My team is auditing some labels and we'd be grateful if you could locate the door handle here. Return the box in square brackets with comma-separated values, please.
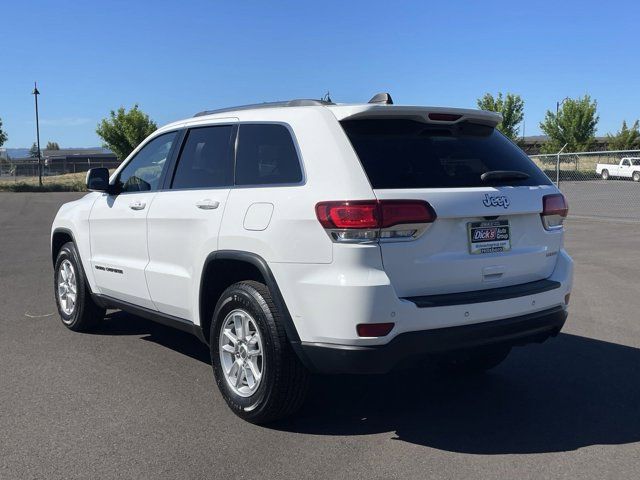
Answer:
[129, 200, 146, 210]
[196, 199, 220, 210]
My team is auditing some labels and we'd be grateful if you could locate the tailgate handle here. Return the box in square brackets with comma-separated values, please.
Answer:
[482, 265, 505, 282]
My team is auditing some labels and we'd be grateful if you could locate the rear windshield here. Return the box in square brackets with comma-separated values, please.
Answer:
[341, 119, 551, 189]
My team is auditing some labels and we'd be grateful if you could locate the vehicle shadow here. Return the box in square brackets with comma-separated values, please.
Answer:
[94, 312, 640, 454]
[96, 310, 211, 364]
[275, 333, 640, 454]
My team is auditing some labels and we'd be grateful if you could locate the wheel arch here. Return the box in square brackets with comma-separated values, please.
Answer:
[198, 251, 302, 349]
[51, 227, 76, 265]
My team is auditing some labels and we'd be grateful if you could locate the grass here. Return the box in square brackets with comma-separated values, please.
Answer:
[0, 172, 87, 192]
[0, 171, 114, 192]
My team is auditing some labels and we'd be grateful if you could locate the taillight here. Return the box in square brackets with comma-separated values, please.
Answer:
[315, 200, 436, 243]
[541, 194, 568, 230]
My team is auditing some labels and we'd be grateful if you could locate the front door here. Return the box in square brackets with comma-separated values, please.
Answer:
[89, 131, 179, 309]
[146, 123, 236, 320]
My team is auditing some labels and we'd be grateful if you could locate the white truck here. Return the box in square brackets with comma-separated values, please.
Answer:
[596, 157, 640, 181]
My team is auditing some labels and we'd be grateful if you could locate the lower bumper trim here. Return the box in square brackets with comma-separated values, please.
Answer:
[299, 306, 567, 374]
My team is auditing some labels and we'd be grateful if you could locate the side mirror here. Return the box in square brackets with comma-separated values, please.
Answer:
[86, 167, 111, 192]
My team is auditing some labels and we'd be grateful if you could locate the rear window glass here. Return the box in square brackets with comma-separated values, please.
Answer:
[235, 124, 302, 186]
[341, 119, 551, 189]
[171, 125, 234, 189]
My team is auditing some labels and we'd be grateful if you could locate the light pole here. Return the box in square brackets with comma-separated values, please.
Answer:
[554, 97, 570, 187]
[555, 96, 570, 132]
[32, 82, 42, 186]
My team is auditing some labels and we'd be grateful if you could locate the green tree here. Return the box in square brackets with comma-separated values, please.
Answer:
[606, 120, 640, 150]
[46, 141, 60, 150]
[0, 117, 7, 147]
[29, 142, 40, 158]
[539, 95, 599, 153]
[96, 105, 157, 160]
[477, 92, 525, 141]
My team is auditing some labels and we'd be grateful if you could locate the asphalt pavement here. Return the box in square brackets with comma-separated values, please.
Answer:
[1, 192, 640, 480]
[560, 179, 640, 221]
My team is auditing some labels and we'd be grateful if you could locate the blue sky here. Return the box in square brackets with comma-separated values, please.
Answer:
[1, 0, 639, 147]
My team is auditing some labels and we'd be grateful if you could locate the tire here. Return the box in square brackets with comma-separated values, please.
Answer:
[601, 169, 609, 180]
[633, 171, 640, 182]
[54, 242, 106, 331]
[437, 345, 511, 376]
[210, 280, 309, 424]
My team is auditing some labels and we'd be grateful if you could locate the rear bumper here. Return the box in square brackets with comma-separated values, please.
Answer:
[299, 305, 567, 374]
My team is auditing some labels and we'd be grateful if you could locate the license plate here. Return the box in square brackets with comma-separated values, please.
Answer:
[467, 220, 511, 254]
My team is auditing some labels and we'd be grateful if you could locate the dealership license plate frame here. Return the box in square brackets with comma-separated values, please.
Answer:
[467, 219, 511, 255]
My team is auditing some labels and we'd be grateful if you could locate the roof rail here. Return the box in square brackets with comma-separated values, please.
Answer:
[194, 99, 334, 117]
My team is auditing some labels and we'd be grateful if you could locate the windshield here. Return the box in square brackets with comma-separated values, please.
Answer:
[341, 119, 552, 189]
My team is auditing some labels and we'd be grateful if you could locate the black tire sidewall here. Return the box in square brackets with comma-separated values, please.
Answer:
[210, 284, 278, 419]
[54, 243, 88, 329]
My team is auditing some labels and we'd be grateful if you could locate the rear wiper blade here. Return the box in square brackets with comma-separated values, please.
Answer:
[481, 170, 530, 182]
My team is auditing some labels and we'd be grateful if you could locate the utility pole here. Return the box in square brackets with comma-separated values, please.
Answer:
[32, 82, 42, 186]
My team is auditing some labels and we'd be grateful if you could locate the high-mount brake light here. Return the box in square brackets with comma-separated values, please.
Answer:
[541, 194, 568, 230]
[428, 113, 462, 122]
[315, 200, 436, 243]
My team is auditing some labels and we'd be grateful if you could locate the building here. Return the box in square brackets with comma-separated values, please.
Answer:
[44, 148, 119, 174]
[520, 136, 610, 155]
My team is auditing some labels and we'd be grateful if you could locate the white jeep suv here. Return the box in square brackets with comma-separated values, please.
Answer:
[51, 94, 573, 423]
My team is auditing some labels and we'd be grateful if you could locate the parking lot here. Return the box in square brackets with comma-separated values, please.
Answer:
[561, 179, 640, 221]
[1, 192, 640, 479]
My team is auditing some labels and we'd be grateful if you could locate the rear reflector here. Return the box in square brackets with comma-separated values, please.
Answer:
[541, 194, 568, 230]
[428, 113, 462, 122]
[356, 323, 394, 337]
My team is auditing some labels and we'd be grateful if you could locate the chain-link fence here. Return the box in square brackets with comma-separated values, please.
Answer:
[0, 159, 120, 181]
[530, 149, 640, 222]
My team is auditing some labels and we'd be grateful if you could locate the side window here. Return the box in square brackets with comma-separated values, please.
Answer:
[235, 124, 302, 186]
[623, 159, 631, 166]
[171, 125, 234, 189]
[117, 132, 177, 193]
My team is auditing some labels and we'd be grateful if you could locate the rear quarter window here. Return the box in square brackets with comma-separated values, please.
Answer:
[235, 124, 303, 186]
[341, 119, 551, 189]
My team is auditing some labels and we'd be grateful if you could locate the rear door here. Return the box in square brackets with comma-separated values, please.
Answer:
[341, 118, 561, 298]
[145, 122, 236, 320]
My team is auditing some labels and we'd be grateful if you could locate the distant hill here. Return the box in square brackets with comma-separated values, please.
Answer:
[5, 148, 30, 159]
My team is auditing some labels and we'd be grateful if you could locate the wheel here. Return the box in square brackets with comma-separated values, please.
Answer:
[633, 171, 640, 182]
[601, 169, 609, 180]
[437, 345, 511, 376]
[54, 242, 106, 331]
[210, 281, 309, 424]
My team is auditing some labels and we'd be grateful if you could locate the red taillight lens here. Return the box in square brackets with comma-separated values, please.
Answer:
[315, 200, 436, 229]
[315, 201, 379, 229]
[379, 200, 437, 227]
[356, 322, 394, 337]
[541, 194, 568, 230]
[542, 194, 569, 217]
